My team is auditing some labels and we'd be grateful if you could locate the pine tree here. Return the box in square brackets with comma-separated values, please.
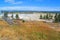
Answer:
[54, 13, 58, 22]
[4, 12, 8, 17]
[49, 14, 53, 19]
[11, 14, 13, 19]
[40, 15, 42, 19]
[45, 14, 49, 19]
[16, 14, 19, 19]
[58, 14, 60, 22]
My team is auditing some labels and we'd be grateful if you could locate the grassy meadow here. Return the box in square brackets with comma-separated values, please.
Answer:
[0, 20, 60, 40]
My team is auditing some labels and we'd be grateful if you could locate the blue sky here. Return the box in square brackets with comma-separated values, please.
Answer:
[0, 0, 60, 11]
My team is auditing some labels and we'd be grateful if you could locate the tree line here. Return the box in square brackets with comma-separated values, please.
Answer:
[40, 13, 60, 23]
[40, 14, 53, 19]
[4, 12, 60, 23]
[4, 12, 19, 20]
[54, 13, 60, 23]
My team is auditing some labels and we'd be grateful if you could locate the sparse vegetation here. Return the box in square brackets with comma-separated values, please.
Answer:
[22, 20, 25, 22]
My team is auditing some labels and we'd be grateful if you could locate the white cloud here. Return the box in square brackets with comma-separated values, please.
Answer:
[4, 0, 45, 4]
[5, 0, 14, 2]
[0, 6, 60, 11]
[5, 0, 23, 4]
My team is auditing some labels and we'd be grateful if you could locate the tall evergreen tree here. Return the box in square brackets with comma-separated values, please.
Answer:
[50, 15, 53, 19]
[54, 13, 58, 22]
[40, 15, 43, 19]
[11, 14, 13, 19]
[4, 12, 8, 17]
[45, 14, 49, 19]
[58, 14, 60, 22]
[16, 14, 19, 19]
[49, 14, 53, 19]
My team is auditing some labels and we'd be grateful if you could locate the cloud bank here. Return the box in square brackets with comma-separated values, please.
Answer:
[5, 0, 23, 4]
[0, 6, 60, 11]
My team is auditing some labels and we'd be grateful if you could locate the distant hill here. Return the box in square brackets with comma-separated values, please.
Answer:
[1, 10, 60, 14]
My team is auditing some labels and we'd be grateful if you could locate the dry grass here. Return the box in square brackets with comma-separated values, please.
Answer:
[0, 20, 60, 40]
